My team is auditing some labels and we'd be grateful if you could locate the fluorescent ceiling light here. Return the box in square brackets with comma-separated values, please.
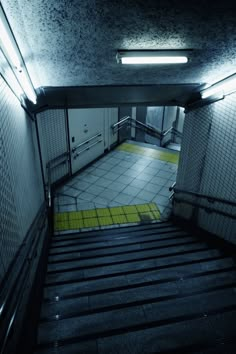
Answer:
[117, 50, 188, 65]
[201, 73, 236, 99]
[18, 70, 37, 104]
[121, 56, 188, 64]
[0, 5, 37, 104]
[0, 15, 21, 70]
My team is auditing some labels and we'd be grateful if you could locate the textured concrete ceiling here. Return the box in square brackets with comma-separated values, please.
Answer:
[1, 0, 236, 97]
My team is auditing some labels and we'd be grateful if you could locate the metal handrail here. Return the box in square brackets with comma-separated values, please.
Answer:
[133, 119, 162, 137]
[111, 116, 182, 141]
[46, 151, 70, 209]
[72, 133, 102, 153]
[73, 139, 103, 157]
[45, 132, 103, 208]
[111, 116, 162, 138]
[46, 151, 69, 168]
[112, 116, 130, 128]
[0, 204, 47, 354]
[162, 126, 182, 138]
[173, 187, 236, 207]
[174, 197, 236, 219]
[162, 126, 173, 137]
[46, 165, 52, 209]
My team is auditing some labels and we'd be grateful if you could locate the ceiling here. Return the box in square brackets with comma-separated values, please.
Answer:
[1, 0, 236, 106]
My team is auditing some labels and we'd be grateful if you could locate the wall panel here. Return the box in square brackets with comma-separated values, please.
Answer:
[0, 77, 44, 282]
[36, 109, 69, 183]
[174, 93, 236, 243]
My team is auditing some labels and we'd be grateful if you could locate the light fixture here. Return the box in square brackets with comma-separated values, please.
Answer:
[0, 5, 37, 104]
[201, 73, 236, 99]
[116, 50, 188, 65]
[18, 70, 37, 104]
[0, 16, 21, 70]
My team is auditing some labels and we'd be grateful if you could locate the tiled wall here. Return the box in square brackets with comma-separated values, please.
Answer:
[0, 76, 44, 284]
[174, 93, 236, 243]
[36, 109, 70, 183]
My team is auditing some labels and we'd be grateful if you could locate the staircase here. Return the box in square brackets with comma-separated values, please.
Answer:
[35, 222, 236, 353]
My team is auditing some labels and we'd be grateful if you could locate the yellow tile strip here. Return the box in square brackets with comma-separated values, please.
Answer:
[54, 203, 161, 232]
[116, 142, 179, 164]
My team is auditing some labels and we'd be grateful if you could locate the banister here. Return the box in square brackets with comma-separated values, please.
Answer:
[0, 204, 47, 354]
[71, 133, 102, 153]
[112, 116, 130, 128]
[173, 187, 236, 207]
[111, 116, 182, 141]
[174, 197, 236, 219]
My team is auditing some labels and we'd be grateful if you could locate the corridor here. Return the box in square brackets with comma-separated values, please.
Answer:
[1, 1, 236, 353]
[54, 141, 179, 233]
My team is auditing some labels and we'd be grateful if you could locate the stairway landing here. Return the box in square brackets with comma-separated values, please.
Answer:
[54, 141, 179, 234]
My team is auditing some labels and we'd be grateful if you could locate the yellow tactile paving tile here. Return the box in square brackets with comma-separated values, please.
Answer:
[139, 211, 157, 222]
[152, 210, 161, 219]
[122, 205, 138, 214]
[54, 221, 69, 231]
[83, 218, 99, 228]
[82, 209, 97, 218]
[117, 142, 179, 164]
[126, 214, 141, 223]
[69, 219, 84, 229]
[54, 213, 68, 223]
[68, 211, 83, 220]
[99, 216, 113, 226]
[54, 203, 161, 232]
[148, 203, 159, 211]
[112, 215, 127, 224]
[96, 208, 111, 217]
[110, 207, 124, 216]
[136, 204, 151, 213]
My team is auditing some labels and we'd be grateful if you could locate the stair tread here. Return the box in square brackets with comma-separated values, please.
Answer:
[51, 225, 181, 246]
[40, 270, 236, 321]
[37, 291, 236, 345]
[35, 222, 236, 353]
[43, 257, 235, 300]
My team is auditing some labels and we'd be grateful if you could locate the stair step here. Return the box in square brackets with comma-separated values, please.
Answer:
[50, 229, 185, 251]
[51, 224, 178, 245]
[43, 257, 235, 301]
[48, 235, 198, 264]
[46, 241, 211, 274]
[40, 269, 236, 321]
[35, 222, 236, 353]
[37, 292, 236, 347]
[44, 248, 224, 287]
[49, 231, 190, 255]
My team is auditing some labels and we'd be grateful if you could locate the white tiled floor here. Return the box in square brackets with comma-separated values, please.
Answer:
[54, 143, 178, 217]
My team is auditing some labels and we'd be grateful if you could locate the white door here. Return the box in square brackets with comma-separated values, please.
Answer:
[68, 108, 105, 174]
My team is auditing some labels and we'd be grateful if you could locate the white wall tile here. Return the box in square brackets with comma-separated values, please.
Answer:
[0, 77, 44, 281]
[174, 93, 236, 244]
